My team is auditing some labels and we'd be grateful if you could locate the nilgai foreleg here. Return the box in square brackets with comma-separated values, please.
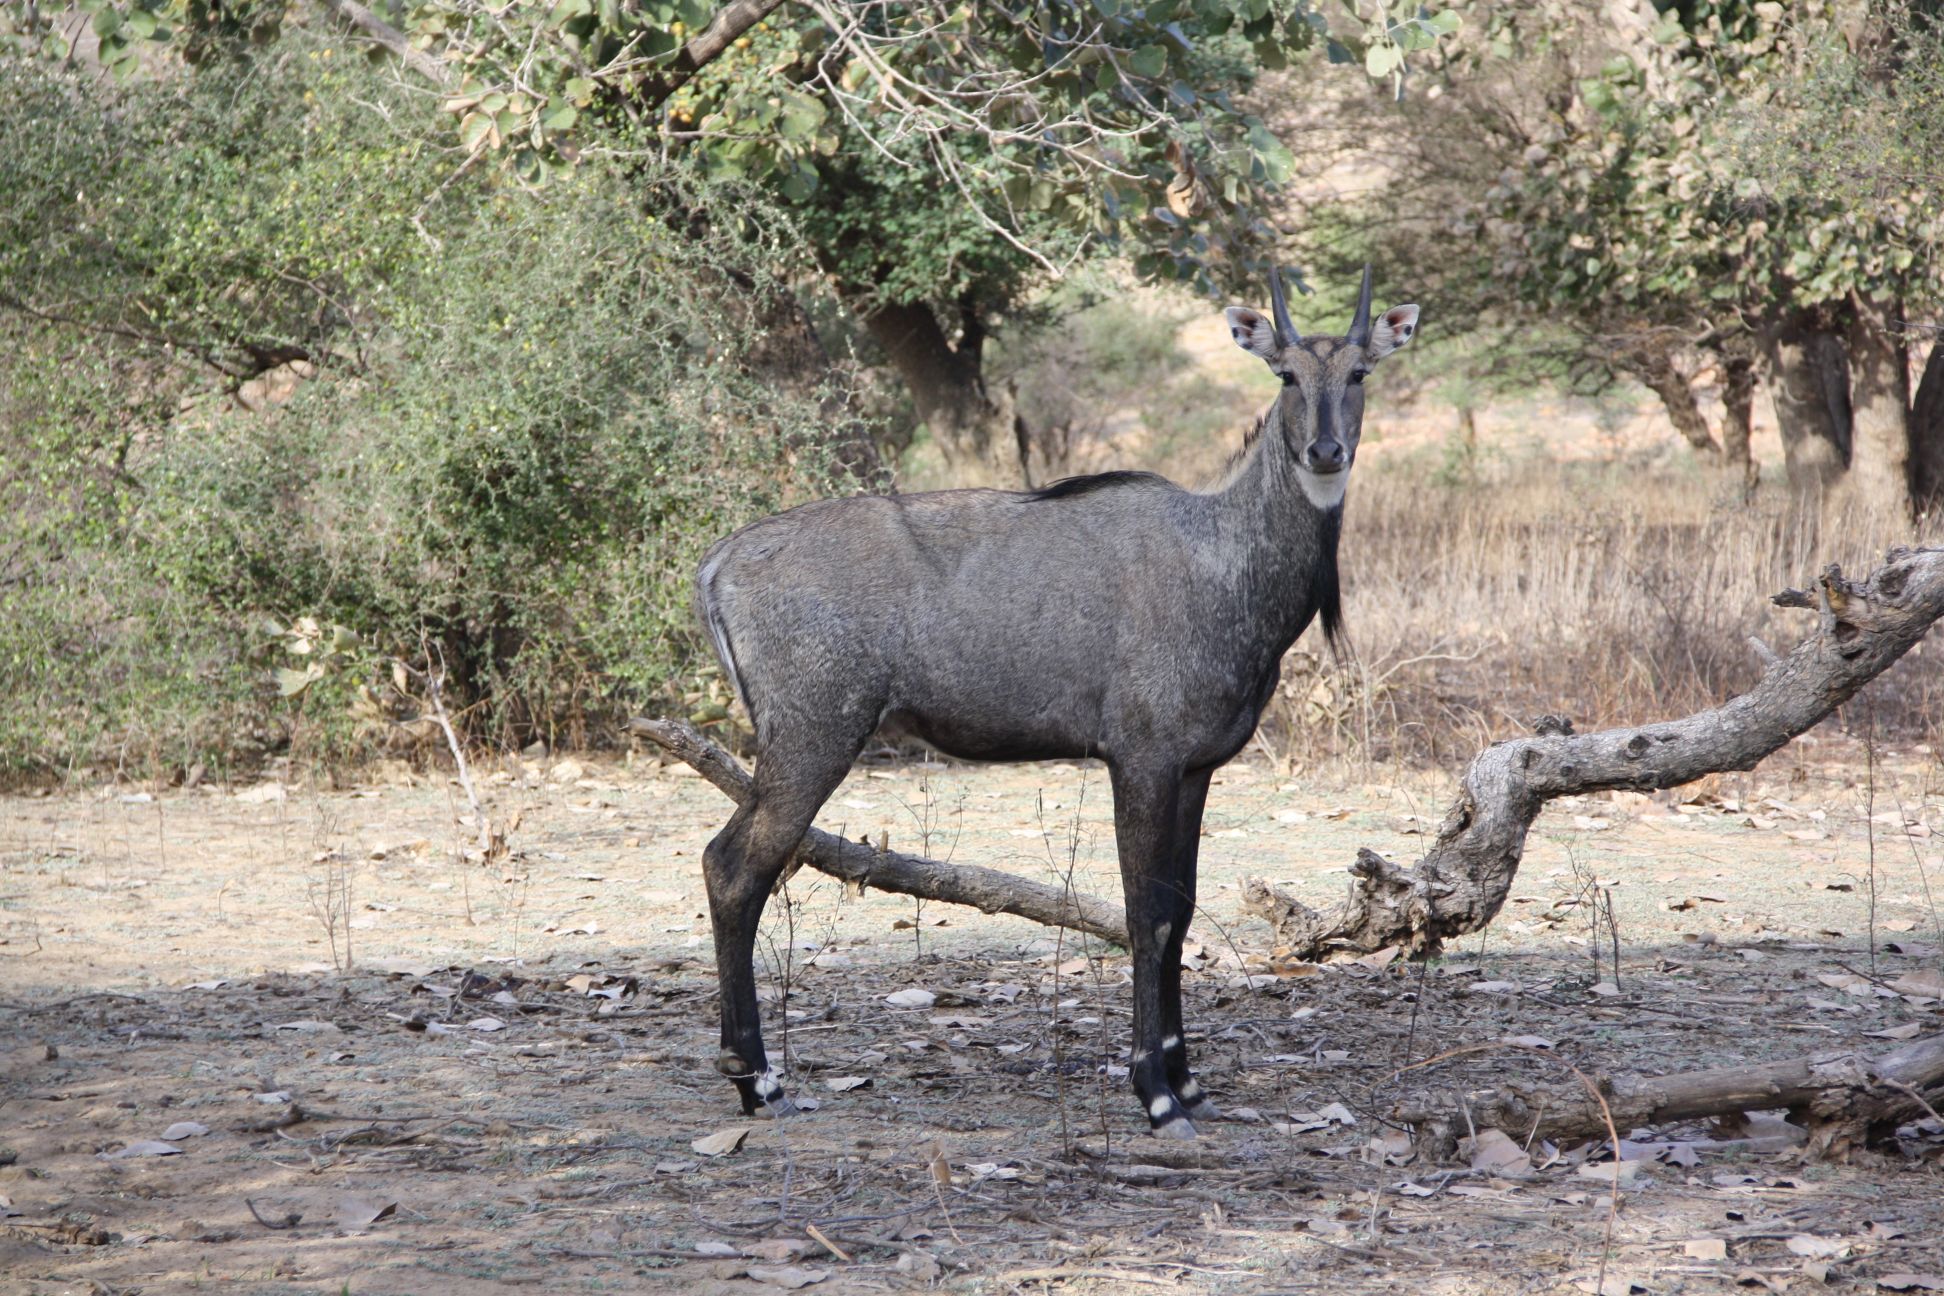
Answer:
[1158, 766, 1219, 1122]
[1110, 764, 1199, 1138]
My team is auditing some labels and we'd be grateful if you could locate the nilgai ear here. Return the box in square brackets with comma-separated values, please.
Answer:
[1224, 306, 1281, 361]
[1368, 305, 1420, 360]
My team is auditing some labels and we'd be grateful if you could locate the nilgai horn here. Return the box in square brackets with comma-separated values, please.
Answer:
[693, 268, 1420, 1136]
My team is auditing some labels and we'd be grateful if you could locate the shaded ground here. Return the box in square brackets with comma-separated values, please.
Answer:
[2, 742, 1942, 1295]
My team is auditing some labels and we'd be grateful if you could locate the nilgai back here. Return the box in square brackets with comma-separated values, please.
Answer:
[696, 267, 1420, 1136]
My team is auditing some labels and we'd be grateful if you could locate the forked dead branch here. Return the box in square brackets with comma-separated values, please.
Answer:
[1244, 545, 1944, 959]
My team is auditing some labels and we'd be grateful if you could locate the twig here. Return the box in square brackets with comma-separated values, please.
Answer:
[245, 1198, 303, 1230]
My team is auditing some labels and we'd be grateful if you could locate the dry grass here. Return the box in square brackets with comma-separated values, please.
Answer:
[1276, 458, 1944, 770]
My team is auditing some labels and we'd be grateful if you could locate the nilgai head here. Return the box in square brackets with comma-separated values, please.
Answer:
[1224, 266, 1420, 507]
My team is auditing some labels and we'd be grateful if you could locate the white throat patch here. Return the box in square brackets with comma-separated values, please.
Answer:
[1296, 466, 1349, 510]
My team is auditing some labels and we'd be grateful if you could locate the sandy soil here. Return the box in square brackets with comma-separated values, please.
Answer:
[2, 742, 1942, 1295]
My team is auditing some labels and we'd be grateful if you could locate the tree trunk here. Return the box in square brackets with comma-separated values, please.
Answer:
[858, 297, 1032, 489]
[1718, 337, 1757, 487]
[1827, 292, 1912, 519]
[741, 277, 886, 488]
[1631, 348, 1719, 457]
[1910, 341, 1944, 515]
[1758, 316, 1851, 492]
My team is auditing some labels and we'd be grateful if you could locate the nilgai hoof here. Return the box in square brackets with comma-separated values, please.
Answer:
[755, 1094, 800, 1120]
[1153, 1117, 1199, 1141]
[1185, 1098, 1222, 1123]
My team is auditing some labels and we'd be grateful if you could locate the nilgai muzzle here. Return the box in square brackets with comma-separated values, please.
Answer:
[695, 268, 1420, 1137]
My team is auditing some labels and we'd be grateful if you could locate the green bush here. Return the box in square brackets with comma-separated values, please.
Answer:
[0, 41, 852, 780]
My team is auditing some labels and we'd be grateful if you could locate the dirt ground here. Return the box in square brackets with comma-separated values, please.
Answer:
[3, 737, 1942, 1296]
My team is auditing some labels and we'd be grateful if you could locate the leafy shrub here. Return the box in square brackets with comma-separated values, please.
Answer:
[0, 40, 851, 780]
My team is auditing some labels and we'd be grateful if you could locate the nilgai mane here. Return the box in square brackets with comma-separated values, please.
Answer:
[695, 268, 1420, 1137]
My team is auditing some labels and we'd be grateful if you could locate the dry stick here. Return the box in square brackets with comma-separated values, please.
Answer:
[1864, 692, 1880, 978]
[397, 645, 494, 855]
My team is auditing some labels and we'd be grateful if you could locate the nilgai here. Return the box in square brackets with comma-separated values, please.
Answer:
[695, 267, 1418, 1137]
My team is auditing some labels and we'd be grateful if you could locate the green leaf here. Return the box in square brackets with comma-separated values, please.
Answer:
[1129, 44, 1168, 78]
[1365, 42, 1400, 78]
[542, 103, 577, 131]
[459, 112, 494, 151]
[1426, 9, 1462, 37]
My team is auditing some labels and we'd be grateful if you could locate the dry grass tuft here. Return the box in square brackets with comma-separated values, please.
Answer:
[1272, 459, 1944, 769]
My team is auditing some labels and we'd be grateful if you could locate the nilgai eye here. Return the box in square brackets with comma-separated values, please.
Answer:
[1350, 369, 1368, 385]
[1279, 372, 1296, 387]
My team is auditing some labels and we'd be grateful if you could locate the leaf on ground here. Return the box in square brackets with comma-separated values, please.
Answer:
[1785, 1234, 1850, 1259]
[895, 1252, 941, 1280]
[1684, 1237, 1729, 1260]
[1392, 1180, 1438, 1196]
[159, 1122, 209, 1141]
[692, 1127, 752, 1157]
[653, 1159, 696, 1174]
[466, 1016, 505, 1031]
[1503, 1034, 1555, 1049]
[272, 1020, 341, 1033]
[104, 1140, 181, 1159]
[1369, 1128, 1415, 1164]
[925, 1140, 952, 1186]
[1867, 1023, 1924, 1040]
[824, 1076, 871, 1092]
[1575, 1278, 1645, 1296]
[744, 1265, 828, 1290]
[1879, 1275, 1944, 1292]
[255, 1091, 292, 1104]
[1891, 969, 1944, 999]
[884, 988, 936, 1009]
[743, 1238, 813, 1262]
[1472, 980, 1519, 994]
[694, 1241, 741, 1257]
[1466, 1128, 1531, 1174]
[335, 1194, 397, 1232]
[1577, 1159, 1644, 1185]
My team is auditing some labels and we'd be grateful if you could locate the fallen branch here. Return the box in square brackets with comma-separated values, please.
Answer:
[1389, 1030, 1944, 1160]
[626, 718, 1130, 947]
[1246, 547, 1944, 959]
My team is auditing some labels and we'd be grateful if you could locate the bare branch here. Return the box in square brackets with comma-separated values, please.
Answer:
[316, 0, 450, 85]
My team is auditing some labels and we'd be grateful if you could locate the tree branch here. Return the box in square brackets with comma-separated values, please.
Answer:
[639, 0, 786, 110]
[626, 718, 1130, 947]
[316, 0, 450, 85]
